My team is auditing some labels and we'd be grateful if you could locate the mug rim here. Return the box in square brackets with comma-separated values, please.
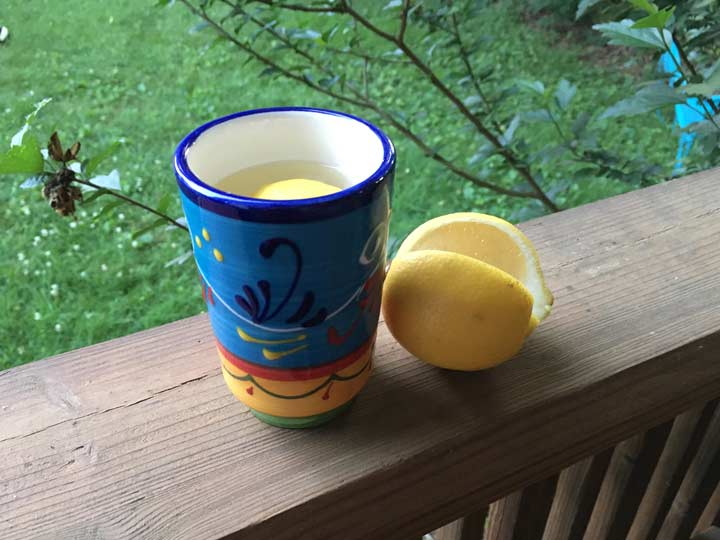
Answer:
[174, 107, 395, 223]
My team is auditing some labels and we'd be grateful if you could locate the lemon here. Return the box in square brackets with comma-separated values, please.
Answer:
[382, 213, 553, 371]
[252, 179, 340, 200]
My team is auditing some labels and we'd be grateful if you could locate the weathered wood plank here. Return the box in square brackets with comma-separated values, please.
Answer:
[484, 476, 557, 540]
[605, 421, 674, 539]
[542, 449, 613, 540]
[658, 403, 720, 540]
[485, 491, 522, 540]
[2, 169, 720, 539]
[628, 403, 710, 540]
[694, 482, 720, 538]
[432, 509, 488, 540]
[584, 433, 647, 540]
[694, 526, 720, 540]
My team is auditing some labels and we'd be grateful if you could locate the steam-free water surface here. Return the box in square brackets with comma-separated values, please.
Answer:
[214, 160, 350, 199]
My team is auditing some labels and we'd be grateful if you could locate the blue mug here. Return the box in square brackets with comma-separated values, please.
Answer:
[174, 107, 395, 428]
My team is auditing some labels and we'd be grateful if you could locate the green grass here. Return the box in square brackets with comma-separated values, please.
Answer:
[0, 0, 679, 369]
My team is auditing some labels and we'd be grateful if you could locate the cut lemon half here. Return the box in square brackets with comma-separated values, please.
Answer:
[396, 212, 553, 326]
[383, 213, 553, 371]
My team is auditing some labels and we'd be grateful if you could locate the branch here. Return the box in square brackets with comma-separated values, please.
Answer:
[339, 1, 559, 211]
[74, 178, 188, 231]
[449, 12, 503, 134]
[222, 0, 332, 76]
[663, 32, 720, 116]
[252, 1, 341, 14]
[397, 0, 410, 43]
[324, 45, 411, 64]
[179, 0, 367, 108]
[180, 0, 543, 201]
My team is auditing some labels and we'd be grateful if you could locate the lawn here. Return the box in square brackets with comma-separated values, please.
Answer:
[0, 0, 678, 369]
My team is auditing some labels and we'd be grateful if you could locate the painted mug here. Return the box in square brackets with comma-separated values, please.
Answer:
[174, 107, 395, 428]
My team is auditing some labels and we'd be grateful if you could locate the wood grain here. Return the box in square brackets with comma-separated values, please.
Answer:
[432, 508, 488, 540]
[658, 403, 720, 540]
[695, 482, 720, 537]
[2, 169, 720, 539]
[542, 450, 613, 540]
[484, 476, 557, 540]
[604, 421, 674, 539]
[628, 404, 710, 540]
[485, 492, 522, 540]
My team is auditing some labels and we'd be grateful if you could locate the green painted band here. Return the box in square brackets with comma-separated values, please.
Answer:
[250, 400, 355, 429]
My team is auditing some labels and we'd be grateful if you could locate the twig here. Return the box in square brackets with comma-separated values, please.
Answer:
[449, 12, 503, 134]
[397, 0, 410, 43]
[180, 0, 536, 200]
[253, 1, 341, 14]
[661, 32, 720, 118]
[324, 44, 411, 64]
[235, 0, 559, 209]
[363, 56, 369, 98]
[674, 38, 717, 115]
[74, 178, 188, 231]
[339, 1, 559, 211]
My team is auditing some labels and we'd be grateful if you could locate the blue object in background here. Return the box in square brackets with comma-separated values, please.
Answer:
[659, 41, 720, 171]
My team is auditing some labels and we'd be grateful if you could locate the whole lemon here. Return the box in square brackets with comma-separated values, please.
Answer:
[382, 213, 553, 371]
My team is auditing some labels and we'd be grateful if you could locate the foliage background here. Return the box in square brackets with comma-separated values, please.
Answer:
[0, 0, 698, 368]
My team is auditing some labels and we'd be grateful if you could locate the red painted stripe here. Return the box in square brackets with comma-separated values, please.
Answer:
[217, 334, 374, 381]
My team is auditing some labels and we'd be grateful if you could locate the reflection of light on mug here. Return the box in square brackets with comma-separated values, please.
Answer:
[359, 222, 387, 266]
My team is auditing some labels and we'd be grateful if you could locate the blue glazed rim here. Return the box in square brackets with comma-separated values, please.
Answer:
[174, 107, 396, 223]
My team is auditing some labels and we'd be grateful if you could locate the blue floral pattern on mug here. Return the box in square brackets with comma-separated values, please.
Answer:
[180, 185, 391, 369]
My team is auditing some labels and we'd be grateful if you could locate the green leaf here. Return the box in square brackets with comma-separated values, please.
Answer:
[164, 250, 194, 268]
[593, 19, 671, 50]
[93, 200, 124, 222]
[85, 141, 122, 176]
[501, 115, 521, 145]
[516, 79, 545, 95]
[0, 134, 44, 175]
[532, 145, 569, 164]
[10, 98, 52, 147]
[683, 63, 720, 98]
[600, 82, 684, 119]
[522, 109, 553, 122]
[82, 189, 109, 205]
[628, 0, 658, 15]
[189, 21, 210, 34]
[576, 0, 603, 19]
[463, 95, 483, 108]
[20, 174, 48, 189]
[468, 143, 495, 165]
[156, 192, 173, 215]
[632, 7, 674, 30]
[132, 217, 167, 239]
[88, 169, 121, 191]
[571, 111, 592, 137]
[554, 79, 577, 110]
[686, 24, 720, 48]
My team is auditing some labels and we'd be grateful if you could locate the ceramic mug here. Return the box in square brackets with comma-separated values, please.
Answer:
[174, 107, 395, 428]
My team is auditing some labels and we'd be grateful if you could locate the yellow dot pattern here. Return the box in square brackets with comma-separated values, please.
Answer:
[202, 228, 210, 242]
[213, 248, 224, 262]
[195, 235, 202, 248]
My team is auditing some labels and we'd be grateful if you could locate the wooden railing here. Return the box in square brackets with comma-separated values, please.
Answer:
[1, 168, 720, 540]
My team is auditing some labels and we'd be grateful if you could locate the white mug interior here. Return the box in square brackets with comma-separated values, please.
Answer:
[184, 110, 386, 196]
